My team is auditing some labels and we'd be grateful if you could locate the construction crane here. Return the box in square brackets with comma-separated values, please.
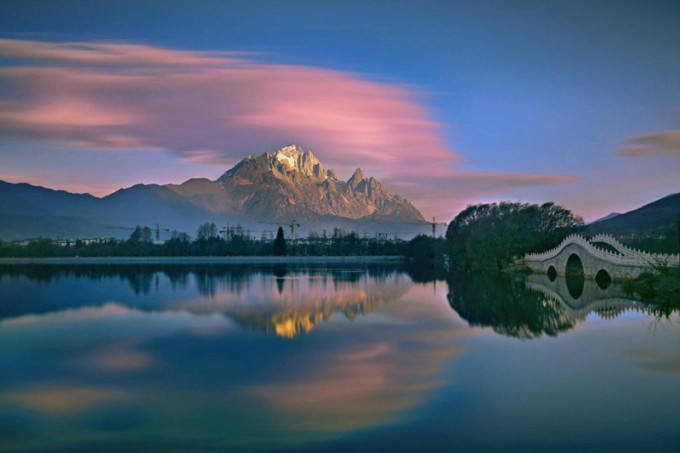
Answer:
[372, 218, 446, 239]
[287, 220, 301, 240]
[221, 223, 274, 241]
[219, 225, 230, 239]
[430, 217, 447, 237]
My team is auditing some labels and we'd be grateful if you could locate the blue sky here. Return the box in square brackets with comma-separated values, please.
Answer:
[0, 0, 678, 220]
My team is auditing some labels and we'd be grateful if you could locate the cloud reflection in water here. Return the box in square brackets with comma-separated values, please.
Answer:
[0, 266, 466, 451]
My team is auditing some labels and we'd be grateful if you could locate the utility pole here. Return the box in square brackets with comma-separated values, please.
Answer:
[288, 220, 300, 241]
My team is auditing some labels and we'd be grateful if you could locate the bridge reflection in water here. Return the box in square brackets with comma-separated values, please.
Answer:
[525, 273, 644, 321]
[446, 272, 646, 339]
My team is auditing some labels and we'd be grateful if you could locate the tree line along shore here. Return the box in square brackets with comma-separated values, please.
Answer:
[2, 202, 677, 272]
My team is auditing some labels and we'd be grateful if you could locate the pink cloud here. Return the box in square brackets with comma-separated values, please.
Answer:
[622, 129, 680, 156]
[0, 39, 574, 218]
[0, 40, 453, 177]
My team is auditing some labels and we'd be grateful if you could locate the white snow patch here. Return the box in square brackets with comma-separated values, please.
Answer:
[275, 152, 296, 168]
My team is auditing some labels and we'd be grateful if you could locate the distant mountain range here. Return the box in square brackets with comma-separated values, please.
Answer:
[584, 192, 680, 236]
[0, 145, 428, 241]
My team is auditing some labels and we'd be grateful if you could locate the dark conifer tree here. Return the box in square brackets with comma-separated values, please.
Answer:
[273, 226, 287, 256]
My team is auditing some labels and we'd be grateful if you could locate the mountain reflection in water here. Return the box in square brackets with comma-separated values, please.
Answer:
[164, 265, 413, 338]
[0, 264, 678, 452]
[0, 263, 410, 338]
[0, 264, 464, 451]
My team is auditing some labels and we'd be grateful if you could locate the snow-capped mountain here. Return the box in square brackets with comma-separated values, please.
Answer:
[213, 145, 425, 223]
[0, 145, 427, 240]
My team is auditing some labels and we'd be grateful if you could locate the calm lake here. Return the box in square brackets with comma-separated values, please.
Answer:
[0, 263, 678, 452]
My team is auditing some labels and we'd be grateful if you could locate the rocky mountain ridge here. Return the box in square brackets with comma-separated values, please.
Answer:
[212, 145, 424, 223]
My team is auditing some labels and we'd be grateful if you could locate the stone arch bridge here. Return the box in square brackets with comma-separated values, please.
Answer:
[524, 234, 679, 280]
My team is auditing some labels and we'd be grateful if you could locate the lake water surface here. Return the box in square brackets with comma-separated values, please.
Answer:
[0, 264, 678, 452]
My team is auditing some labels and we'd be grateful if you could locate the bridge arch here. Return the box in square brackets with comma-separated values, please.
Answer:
[566, 253, 584, 276]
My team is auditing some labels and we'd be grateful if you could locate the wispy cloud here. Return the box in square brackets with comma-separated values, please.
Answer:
[0, 39, 451, 175]
[622, 130, 680, 156]
[0, 39, 574, 218]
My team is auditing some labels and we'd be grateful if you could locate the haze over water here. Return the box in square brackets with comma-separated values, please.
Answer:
[0, 264, 678, 452]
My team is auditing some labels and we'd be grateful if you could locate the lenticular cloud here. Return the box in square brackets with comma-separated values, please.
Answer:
[0, 38, 455, 180]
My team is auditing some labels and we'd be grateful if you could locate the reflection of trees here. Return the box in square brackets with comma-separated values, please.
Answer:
[0, 263, 399, 296]
[192, 266, 250, 297]
[622, 268, 680, 318]
[404, 263, 448, 283]
[447, 273, 576, 339]
[0, 264, 65, 283]
[0, 264, 162, 294]
[273, 265, 287, 294]
[0, 263, 402, 297]
[0, 264, 412, 336]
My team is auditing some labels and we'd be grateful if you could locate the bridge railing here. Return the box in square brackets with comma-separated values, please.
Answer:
[590, 234, 638, 256]
[524, 234, 680, 267]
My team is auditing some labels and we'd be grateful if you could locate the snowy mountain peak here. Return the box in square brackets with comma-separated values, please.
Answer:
[276, 144, 305, 155]
[274, 144, 304, 166]
[274, 149, 297, 168]
[271, 145, 326, 180]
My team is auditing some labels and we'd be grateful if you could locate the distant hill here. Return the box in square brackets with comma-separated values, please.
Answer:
[0, 145, 429, 241]
[0, 180, 106, 240]
[584, 192, 680, 236]
[0, 180, 214, 241]
[589, 212, 621, 224]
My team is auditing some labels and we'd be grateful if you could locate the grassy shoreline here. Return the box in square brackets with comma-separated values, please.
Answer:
[0, 256, 405, 265]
